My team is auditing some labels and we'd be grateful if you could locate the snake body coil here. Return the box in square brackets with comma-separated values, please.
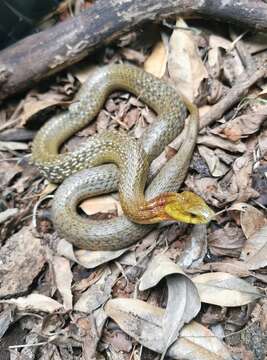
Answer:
[32, 64, 213, 250]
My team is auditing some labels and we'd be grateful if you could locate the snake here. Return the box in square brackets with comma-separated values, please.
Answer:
[32, 64, 214, 250]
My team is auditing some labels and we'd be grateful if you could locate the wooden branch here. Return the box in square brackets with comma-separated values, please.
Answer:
[0, 0, 267, 101]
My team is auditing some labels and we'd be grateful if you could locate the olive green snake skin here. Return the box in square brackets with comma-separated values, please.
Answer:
[32, 64, 211, 250]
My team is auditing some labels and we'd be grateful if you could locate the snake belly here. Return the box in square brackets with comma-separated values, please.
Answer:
[32, 64, 198, 250]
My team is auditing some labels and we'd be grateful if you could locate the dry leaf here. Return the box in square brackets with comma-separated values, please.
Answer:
[168, 19, 208, 102]
[179, 224, 207, 269]
[258, 129, 267, 159]
[80, 194, 123, 216]
[139, 254, 201, 358]
[57, 239, 128, 269]
[144, 41, 167, 78]
[1, 294, 63, 313]
[72, 63, 100, 84]
[198, 145, 229, 177]
[20, 95, 69, 126]
[0, 141, 28, 151]
[0, 161, 22, 187]
[197, 135, 246, 153]
[105, 298, 232, 360]
[229, 153, 259, 202]
[242, 224, 267, 270]
[208, 224, 245, 257]
[187, 260, 251, 278]
[0, 208, 18, 224]
[0, 227, 46, 298]
[240, 204, 266, 239]
[193, 272, 262, 306]
[74, 266, 120, 313]
[213, 107, 267, 141]
[53, 256, 73, 311]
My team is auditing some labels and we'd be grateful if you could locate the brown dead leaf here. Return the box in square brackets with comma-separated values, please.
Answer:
[242, 223, 267, 270]
[0, 227, 46, 298]
[57, 239, 127, 269]
[20, 94, 69, 127]
[53, 256, 73, 311]
[185, 177, 233, 208]
[80, 194, 123, 216]
[197, 135, 246, 153]
[208, 223, 245, 258]
[258, 129, 267, 159]
[144, 41, 167, 78]
[139, 254, 201, 358]
[105, 298, 232, 360]
[1, 294, 63, 313]
[74, 266, 120, 313]
[187, 260, 251, 278]
[0, 161, 22, 187]
[168, 19, 208, 102]
[212, 107, 267, 141]
[229, 153, 259, 202]
[240, 204, 266, 239]
[198, 145, 229, 177]
[193, 272, 262, 306]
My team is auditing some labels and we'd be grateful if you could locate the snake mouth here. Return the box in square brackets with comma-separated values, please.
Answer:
[137, 191, 215, 225]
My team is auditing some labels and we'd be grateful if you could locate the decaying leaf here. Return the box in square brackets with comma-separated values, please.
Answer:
[0, 227, 46, 298]
[0, 161, 22, 187]
[212, 107, 267, 142]
[240, 204, 266, 239]
[242, 223, 267, 270]
[229, 153, 259, 202]
[53, 256, 73, 311]
[198, 145, 229, 177]
[80, 194, 123, 216]
[168, 19, 208, 102]
[193, 272, 262, 306]
[57, 238, 127, 269]
[20, 93, 70, 126]
[179, 224, 207, 269]
[105, 298, 232, 360]
[139, 254, 201, 357]
[144, 41, 167, 78]
[1, 294, 63, 313]
[197, 135, 246, 153]
[74, 266, 120, 313]
[208, 223, 245, 258]
[0, 141, 28, 151]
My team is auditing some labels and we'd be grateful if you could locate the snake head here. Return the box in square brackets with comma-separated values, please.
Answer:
[164, 191, 215, 224]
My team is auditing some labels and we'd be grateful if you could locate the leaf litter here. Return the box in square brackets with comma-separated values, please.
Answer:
[0, 6, 266, 360]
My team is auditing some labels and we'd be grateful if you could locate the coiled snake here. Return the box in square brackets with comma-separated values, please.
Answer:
[32, 64, 214, 250]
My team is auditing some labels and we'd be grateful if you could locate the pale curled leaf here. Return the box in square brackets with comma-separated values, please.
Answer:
[53, 256, 73, 311]
[57, 238, 127, 269]
[139, 254, 200, 357]
[80, 194, 123, 216]
[144, 41, 167, 78]
[105, 298, 232, 360]
[168, 19, 208, 102]
[1, 294, 63, 313]
[193, 272, 262, 306]
[239, 204, 266, 239]
[198, 145, 228, 177]
[243, 224, 267, 270]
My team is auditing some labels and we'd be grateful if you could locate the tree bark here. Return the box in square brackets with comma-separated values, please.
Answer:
[0, 0, 267, 101]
